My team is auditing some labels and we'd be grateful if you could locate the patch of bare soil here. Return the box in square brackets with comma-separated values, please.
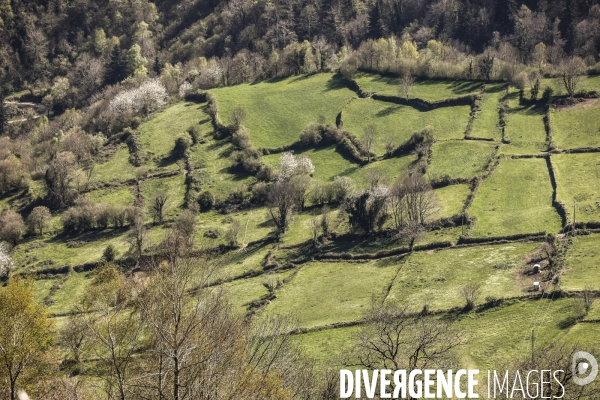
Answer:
[553, 98, 597, 111]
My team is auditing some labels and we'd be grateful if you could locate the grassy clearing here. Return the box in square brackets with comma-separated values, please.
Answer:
[414, 226, 463, 246]
[470, 84, 505, 140]
[434, 184, 470, 219]
[553, 153, 600, 223]
[343, 99, 470, 154]
[140, 174, 186, 221]
[454, 298, 578, 369]
[501, 94, 548, 154]
[348, 155, 418, 189]
[354, 72, 481, 101]
[47, 272, 91, 314]
[386, 242, 539, 312]
[13, 230, 131, 271]
[469, 158, 561, 237]
[264, 259, 400, 328]
[87, 185, 136, 207]
[561, 233, 600, 291]
[552, 99, 600, 149]
[210, 242, 272, 284]
[210, 74, 354, 149]
[262, 146, 357, 183]
[139, 102, 203, 165]
[541, 75, 600, 97]
[195, 207, 274, 246]
[33, 278, 60, 304]
[292, 325, 359, 368]
[223, 269, 294, 315]
[92, 144, 137, 184]
[428, 140, 495, 180]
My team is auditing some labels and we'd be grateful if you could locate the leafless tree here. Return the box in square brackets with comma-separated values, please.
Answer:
[361, 125, 377, 163]
[460, 283, 481, 310]
[560, 57, 587, 97]
[229, 106, 246, 131]
[365, 168, 386, 188]
[129, 210, 146, 258]
[226, 218, 241, 247]
[266, 180, 297, 236]
[150, 190, 168, 224]
[389, 173, 438, 231]
[399, 72, 415, 100]
[349, 302, 464, 371]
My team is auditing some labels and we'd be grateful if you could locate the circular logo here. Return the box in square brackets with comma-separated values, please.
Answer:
[573, 351, 598, 386]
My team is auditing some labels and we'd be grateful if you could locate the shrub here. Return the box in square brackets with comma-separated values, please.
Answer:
[299, 122, 322, 145]
[0, 210, 25, 246]
[230, 148, 263, 174]
[198, 190, 215, 211]
[102, 244, 118, 262]
[26, 206, 51, 235]
[173, 136, 191, 159]
[187, 125, 201, 145]
[256, 164, 274, 182]
[231, 127, 251, 149]
[251, 182, 270, 204]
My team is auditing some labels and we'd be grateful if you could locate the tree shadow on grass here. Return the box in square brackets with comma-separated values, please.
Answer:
[375, 104, 403, 117]
[449, 80, 482, 95]
[325, 74, 349, 91]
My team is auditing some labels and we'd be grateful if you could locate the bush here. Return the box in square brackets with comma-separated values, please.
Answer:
[231, 127, 252, 149]
[102, 244, 118, 262]
[229, 148, 263, 174]
[173, 136, 191, 159]
[198, 190, 215, 211]
[541, 86, 554, 104]
[187, 125, 202, 145]
[251, 182, 270, 204]
[256, 164, 274, 182]
[299, 122, 322, 145]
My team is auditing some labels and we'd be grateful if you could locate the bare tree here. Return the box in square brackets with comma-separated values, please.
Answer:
[399, 72, 415, 100]
[389, 173, 438, 230]
[460, 283, 481, 310]
[150, 190, 168, 224]
[310, 210, 320, 247]
[349, 302, 464, 371]
[229, 106, 246, 131]
[561, 56, 587, 97]
[226, 218, 241, 247]
[364, 168, 385, 189]
[361, 125, 377, 163]
[266, 180, 297, 236]
[129, 210, 146, 258]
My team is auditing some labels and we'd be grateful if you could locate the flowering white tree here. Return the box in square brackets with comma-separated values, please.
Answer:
[109, 79, 167, 116]
[178, 81, 193, 99]
[278, 152, 315, 181]
[0, 242, 14, 278]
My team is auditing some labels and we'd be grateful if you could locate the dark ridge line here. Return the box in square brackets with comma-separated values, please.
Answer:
[81, 169, 183, 194]
[545, 155, 568, 229]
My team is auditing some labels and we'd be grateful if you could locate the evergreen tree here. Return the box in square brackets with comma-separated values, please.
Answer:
[104, 46, 128, 85]
[153, 56, 162, 75]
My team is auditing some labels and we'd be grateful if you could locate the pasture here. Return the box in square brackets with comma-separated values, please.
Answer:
[428, 140, 495, 180]
[209, 73, 355, 149]
[469, 158, 561, 237]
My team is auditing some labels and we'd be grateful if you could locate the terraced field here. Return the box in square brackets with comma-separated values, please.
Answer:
[7, 71, 600, 376]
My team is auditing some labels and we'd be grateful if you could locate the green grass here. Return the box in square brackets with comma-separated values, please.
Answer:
[210, 242, 273, 284]
[87, 185, 136, 207]
[92, 144, 137, 184]
[434, 184, 470, 219]
[32, 278, 60, 304]
[343, 99, 470, 154]
[553, 153, 600, 223]
[470, 84, 505, 140]
[386, 242, 540, 312]
[13, 230, 131, 271]
[552, 99, 600, 149]
[561, 233, 600, 291]
[139, 102, 204, 165]
[195, 208, 274, 247]
[223, 269, 294, 315]
[209, 73, 355, 149]
[140, 174, 186, 222]
[47, 272, 91, 314]
[292, 325, 359, 368]
[469, 158, 561, 237]
[540, 75, 600, 97]
[263, 260, 400, 328]
[414, 226, 463, 246]
[501, 94, 548, 154]
[454, 298, 578, 369]
[428, 140, 495, 180]
[347, 155, 418, 189]
[354, 72, 481, 101]
[262, 146, 357, 183]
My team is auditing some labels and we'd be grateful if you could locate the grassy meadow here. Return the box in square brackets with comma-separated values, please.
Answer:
[469, 158, 562, 237]
[209, 73, 355, 149]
